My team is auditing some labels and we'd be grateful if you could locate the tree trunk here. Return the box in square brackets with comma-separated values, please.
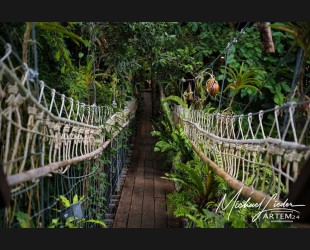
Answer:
[257, 22, 275, 54]
[22, 22, 32, 63]
[298, 56, 306, 100]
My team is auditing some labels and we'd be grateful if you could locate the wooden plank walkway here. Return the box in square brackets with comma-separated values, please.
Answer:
[112, 89, 182, 228]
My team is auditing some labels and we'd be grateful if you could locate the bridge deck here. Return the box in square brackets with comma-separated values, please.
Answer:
[112, 90, 182, 228]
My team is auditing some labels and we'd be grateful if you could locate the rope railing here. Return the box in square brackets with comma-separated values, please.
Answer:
[173, 102, 310, 200]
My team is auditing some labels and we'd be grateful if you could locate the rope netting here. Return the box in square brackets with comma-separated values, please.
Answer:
[0, 44, 137, 227]
[173, 101, 310, 203]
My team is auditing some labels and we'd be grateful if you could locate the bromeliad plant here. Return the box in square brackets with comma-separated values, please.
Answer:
[223, 62, 264, 109]
[163, 161, 214, 208]
[165, 159, 230, 228]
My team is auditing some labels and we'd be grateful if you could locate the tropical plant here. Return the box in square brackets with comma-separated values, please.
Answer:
[49, 194, 106, 228]
[163, 161, 213, 208]
[152, 123, 196, 169]
[223, 62, 264, 109]
[181, 203, 225, 228]
[15, 211, 35, 228]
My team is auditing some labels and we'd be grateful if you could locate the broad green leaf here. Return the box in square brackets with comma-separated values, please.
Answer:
[73, 194, 78, 204]
[59, 195, 71, 208]
[280, 82, 291, 93]
[79, 195, 85, 202]
[241, 85, 261, 94]
[55, 51, 61, 61]
[224, 85, 235, 92]
[176, 163, 206, 196]
[274, 92, 284, 105]
[48, 218, 61, 228]
[15, 211, 35, 228]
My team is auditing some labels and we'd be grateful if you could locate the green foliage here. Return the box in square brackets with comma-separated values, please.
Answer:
[162, 95, 188, 109]
[35, 22, 88, 46]
[49, 193, 107, 228]
[48, 217, 106, 228]
[57, 194, 84, 208]
[15, 211, 35, 228]
[59, 195, 71, 208]
[38, 22, 87, 75]
[183, 203, 225, 228]
[186, 22, 235, 62]
[69, 55, 108, 104]
[152, 123, 196, 167]
[166, 191, 193, 218]
[163, 161, 213, 207]
[1, 22, 307, 114]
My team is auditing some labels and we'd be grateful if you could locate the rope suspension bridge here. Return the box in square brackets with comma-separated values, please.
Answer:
[0, 22, 309, 227]
[0, 44, 137, 227]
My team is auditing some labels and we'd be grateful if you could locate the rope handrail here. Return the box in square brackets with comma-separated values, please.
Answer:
[6, 119, 131, 187]
[180, 118, 309, 151]
[174, 102, 310, 144]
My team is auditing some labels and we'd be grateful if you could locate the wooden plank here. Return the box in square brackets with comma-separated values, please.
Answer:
[144, 149, 152, 159]
[112, 210, 128, 228]
[137, 120, 144, 137]
[112, 171, 135, 228]
[141, 121, 146, 138]
[136, 151, 145, 177]
[145, 122, 152, 136]
[118, 175, 135, 204]
[141, 179, 154, 228]
[144, 160, 153, 179]
[154, 176, 166, 198]
[153, 162, 166, 198]
[127, 176, 144, 228]
[155, 197, 167, 228]
[152, 151, 165, 170]
[164, 178, 175, 195]
[131, 148, 140, 164]
[153, 167, 163, 177]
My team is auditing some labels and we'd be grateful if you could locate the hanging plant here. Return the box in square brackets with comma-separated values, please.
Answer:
[200, 69, 220, 96]
[206, 75, 220, 96]
[182, 81, 194, 102]
[187, 82, 194, 101]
